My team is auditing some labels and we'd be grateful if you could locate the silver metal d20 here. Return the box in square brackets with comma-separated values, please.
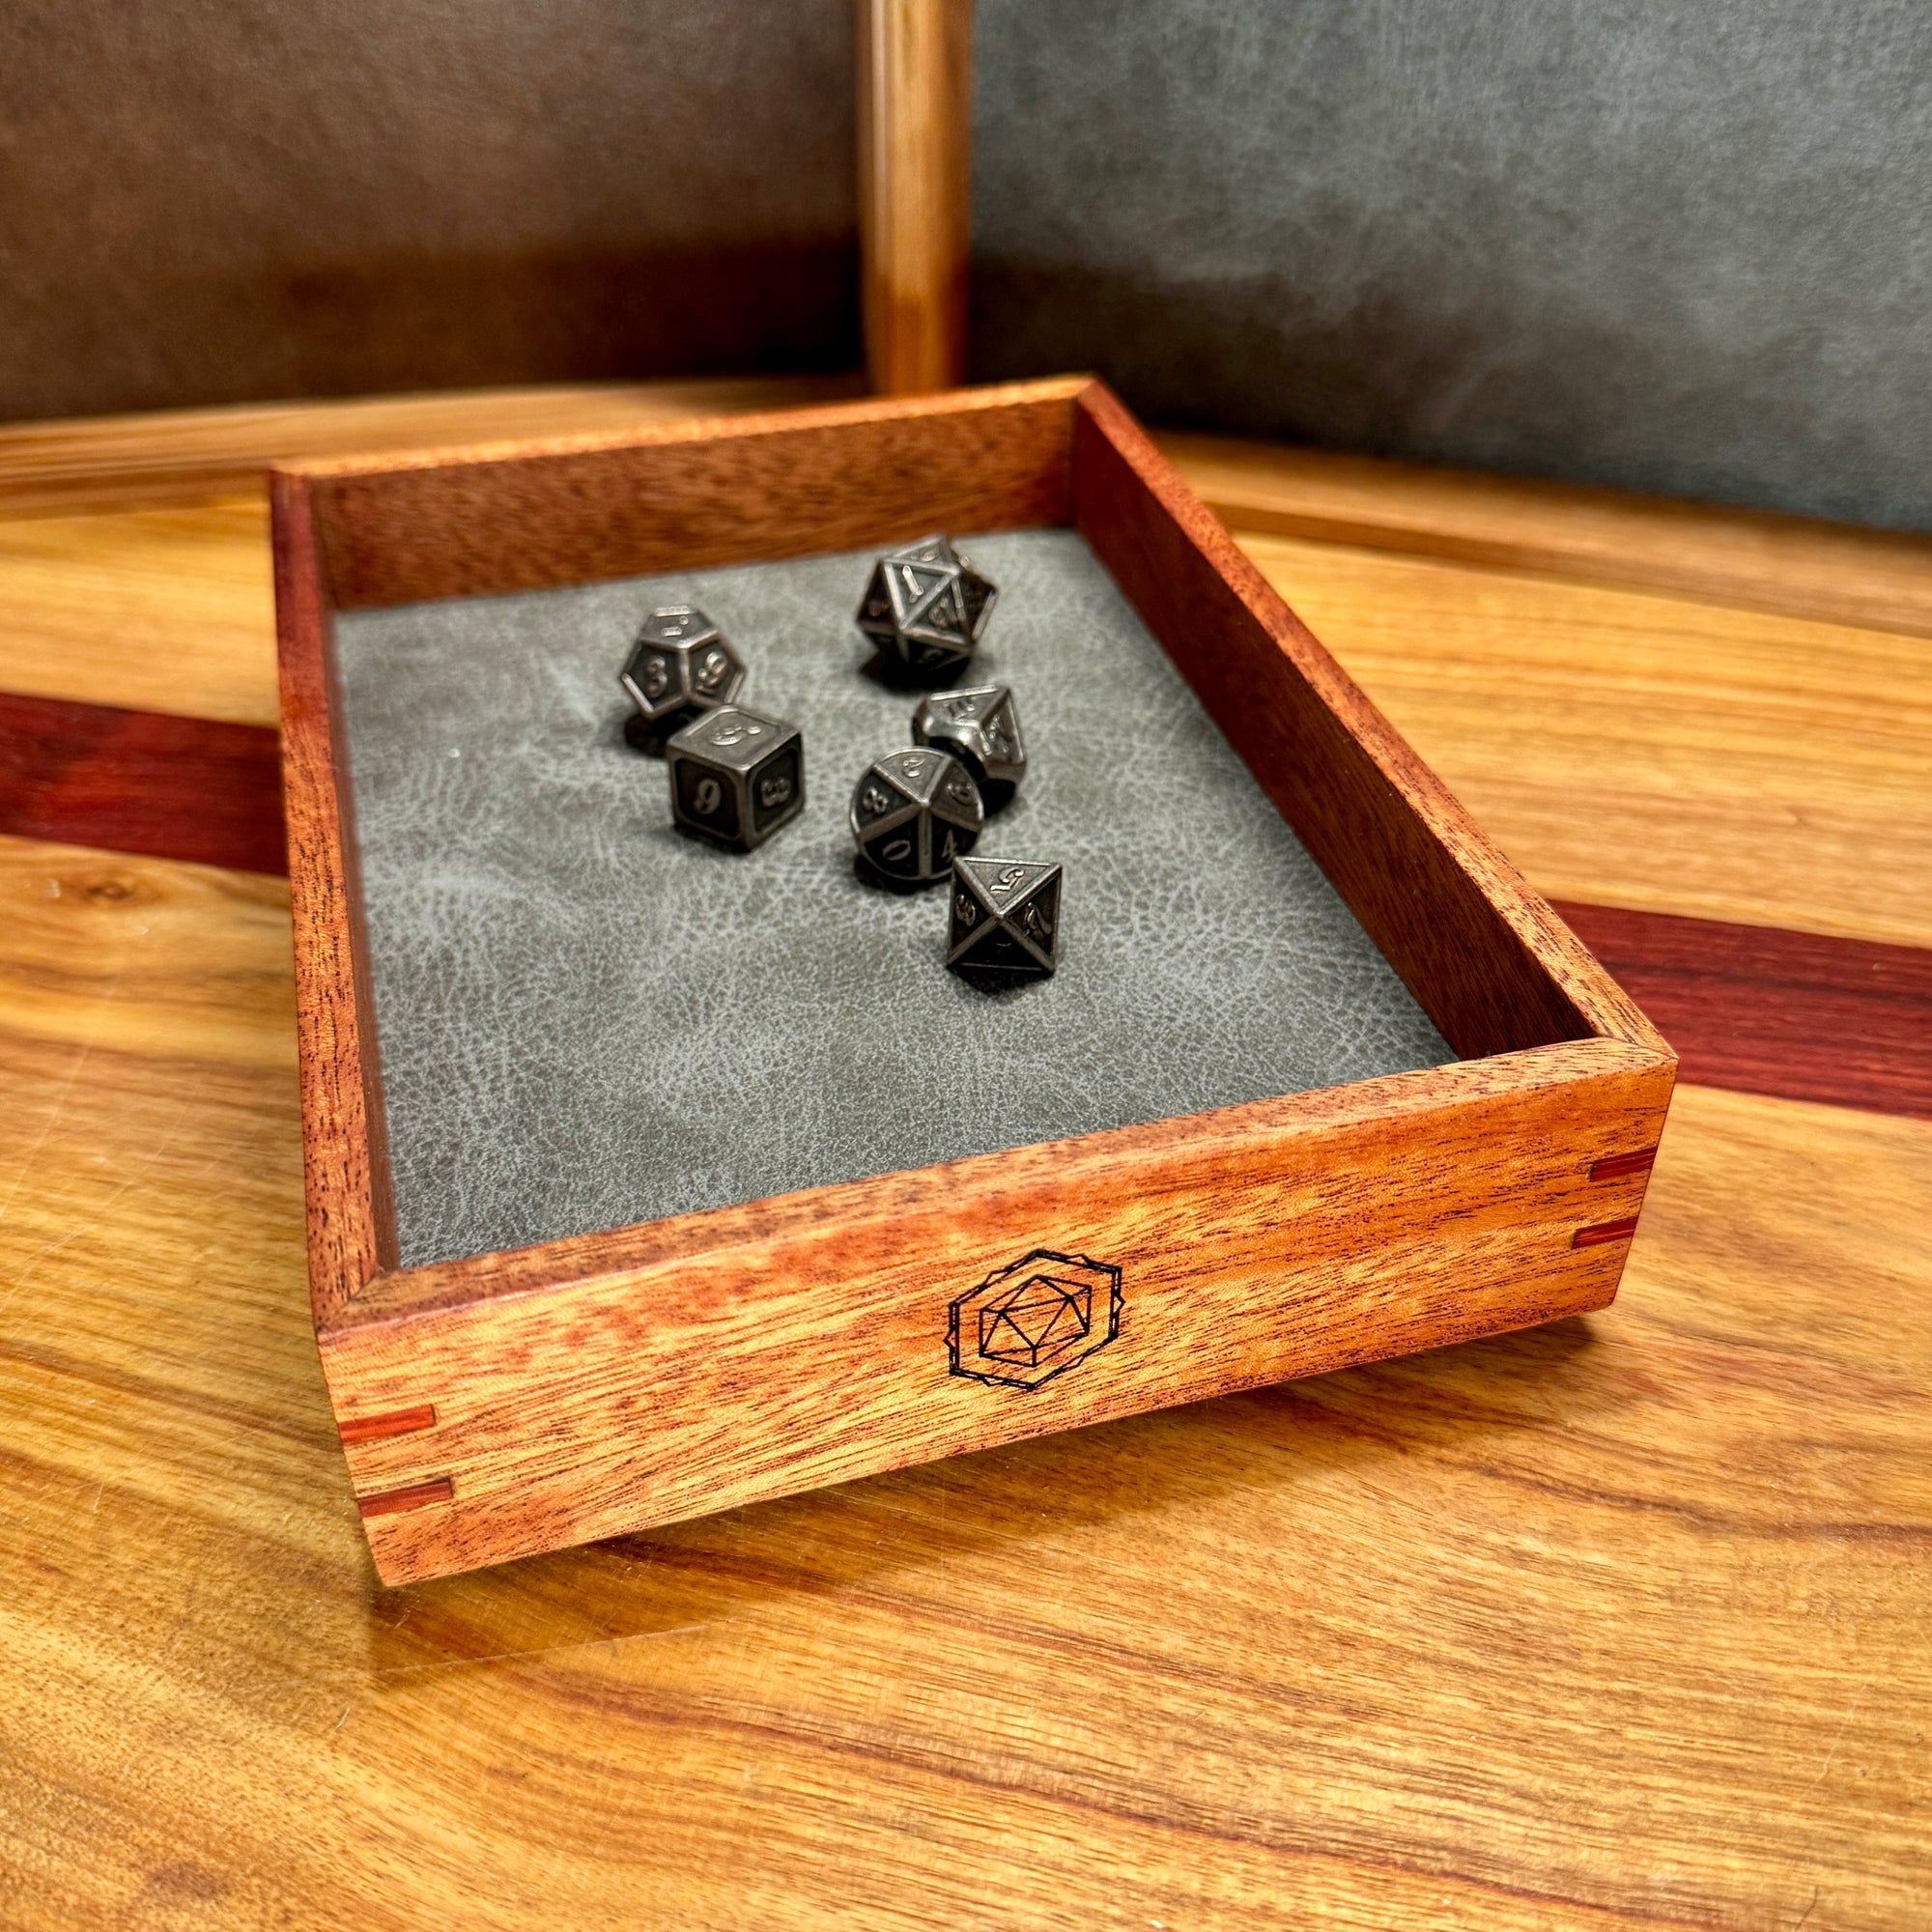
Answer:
[856, 535, 997, 684]
[666, 705, 804, 851]
[911, 684, 1025, 810]
[619, 606, 747, 752]
[850, 747, 983, 887]
[947, 857, 1062, 977]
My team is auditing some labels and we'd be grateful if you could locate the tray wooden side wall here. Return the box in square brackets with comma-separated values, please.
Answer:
[271, 378, 1676, 1586]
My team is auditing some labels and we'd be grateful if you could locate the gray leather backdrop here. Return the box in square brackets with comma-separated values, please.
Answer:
[336, 531, 1448, 1267]
[971, 0, 1932, 530]
[0, 0, 855, 420]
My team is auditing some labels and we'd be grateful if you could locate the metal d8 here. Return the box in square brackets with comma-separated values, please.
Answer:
[947, 856, 1062, 977]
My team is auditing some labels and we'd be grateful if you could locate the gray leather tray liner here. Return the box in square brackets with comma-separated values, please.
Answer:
[335, 528, 1452, 1269]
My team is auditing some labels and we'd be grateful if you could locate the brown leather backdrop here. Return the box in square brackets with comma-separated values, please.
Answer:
[0, 0, 857, 421]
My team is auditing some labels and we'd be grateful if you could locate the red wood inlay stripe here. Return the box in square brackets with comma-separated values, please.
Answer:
[1553, 901, 1932, 1121]
[356, 1476, 454, 1519]
[3, 696, 1927, 1121]
[1590, 1148, 1659, 1182]
[0, 692, 285, 874]
[338, 1403, 438, 1445]
[1574, 1217, 1640, 1249]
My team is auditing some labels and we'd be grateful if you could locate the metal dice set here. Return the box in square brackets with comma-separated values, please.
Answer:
[615, 535, 1062, 979]
[848, 535, 1060, 979]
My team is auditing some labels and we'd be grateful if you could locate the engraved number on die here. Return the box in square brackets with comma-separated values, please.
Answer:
[693, 777, 724, 816]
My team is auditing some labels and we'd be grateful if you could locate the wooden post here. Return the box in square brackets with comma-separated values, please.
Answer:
[857, 0, 973, 393]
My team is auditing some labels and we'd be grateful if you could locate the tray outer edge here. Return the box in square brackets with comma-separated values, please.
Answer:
[270, 376, 1677, 1584]
[332, 1037, 1673, 1586]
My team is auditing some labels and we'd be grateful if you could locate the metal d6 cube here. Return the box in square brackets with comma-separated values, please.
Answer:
[856, 535, 997, 684]
[911, 683, 1025, 810]
[666, 704, 804, 850]
[619, 606, 747, 752]
[947, 857, 1062, 977]
[850, 747, 983, 886]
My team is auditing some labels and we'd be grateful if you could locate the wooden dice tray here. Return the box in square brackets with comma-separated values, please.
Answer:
[272, 377, 1675, 1585]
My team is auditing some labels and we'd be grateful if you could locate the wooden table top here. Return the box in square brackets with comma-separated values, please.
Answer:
[2, 379, 1926, 1930]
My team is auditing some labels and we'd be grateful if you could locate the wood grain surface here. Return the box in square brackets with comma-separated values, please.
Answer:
[1238, 530, 1932, 950]
[2, 389, 1929, 1925]
[1161, 428, 1932, 640]
[0, 497, 276, 725]
[0, 374, 865, 516]
[858, 0, 974, 392]
[0, 827, 1922, 1926]
[273, 476, 398, 1313]
[296, 378, 1082, 609]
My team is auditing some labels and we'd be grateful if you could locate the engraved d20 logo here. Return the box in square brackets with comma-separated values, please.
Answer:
[948, 1250, 1122, 1391]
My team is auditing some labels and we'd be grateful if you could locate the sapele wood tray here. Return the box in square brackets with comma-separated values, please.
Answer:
[272, 377, 1675, 1585]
